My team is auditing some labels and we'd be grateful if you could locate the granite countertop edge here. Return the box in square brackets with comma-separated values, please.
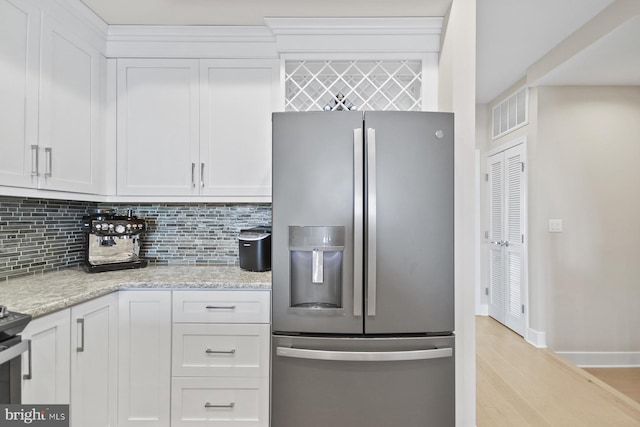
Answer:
[0, 265, 272, 319]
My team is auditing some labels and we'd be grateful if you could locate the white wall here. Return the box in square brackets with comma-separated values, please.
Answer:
[439, 0, 477, 424]
[535, 86, 640, 358]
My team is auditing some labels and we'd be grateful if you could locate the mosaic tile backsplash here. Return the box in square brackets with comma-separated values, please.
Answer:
[107, 203, 271, 266]
[0, 196, 271, 281]
[0, 197, 96, 280]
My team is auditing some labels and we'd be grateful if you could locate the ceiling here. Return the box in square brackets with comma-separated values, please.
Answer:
[80, 0, 639, 105]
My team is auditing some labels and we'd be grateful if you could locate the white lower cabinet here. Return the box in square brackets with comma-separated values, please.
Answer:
[20, 309, 71, 404]
[70, 293, 118, 427]
[171, 377, 269, 427]
[171, 290, 270, 427]
[118, 290, 172, 427]
[172, 324, 269, 378]
[20, 289, 270, 427]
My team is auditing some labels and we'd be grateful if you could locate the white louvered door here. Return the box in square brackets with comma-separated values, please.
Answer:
[487, 144, 526, 336]
[488, 154, 505, 325]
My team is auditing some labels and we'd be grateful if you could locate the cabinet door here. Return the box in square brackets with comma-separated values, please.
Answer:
[70, 293, 118, 427]
[38, 14, 102, 194]
[117, 58, 200, 196]
[20, 309, 71, 404]
[199, 59, 278, 198]
[0, 0, 40, 188]
[118, 291, 172, 427]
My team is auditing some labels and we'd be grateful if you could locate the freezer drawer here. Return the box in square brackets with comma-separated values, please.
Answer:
[271, 335, 455, 427]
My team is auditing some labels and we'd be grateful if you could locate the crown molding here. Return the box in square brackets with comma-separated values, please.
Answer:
[107, 25, 275, 43]
[265, 17, 442, 54]
[106, 25, 277, 58]
[264, 17, 443, 35]
[105, 17, 443, 58]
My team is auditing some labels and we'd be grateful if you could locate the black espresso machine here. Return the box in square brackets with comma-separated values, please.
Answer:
[82, 209, 148, 273]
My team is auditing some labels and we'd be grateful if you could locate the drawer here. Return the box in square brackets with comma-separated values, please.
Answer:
[171, 377, 268, 427]
[172, 324, 269, 377]
[173, 290, 270, 324]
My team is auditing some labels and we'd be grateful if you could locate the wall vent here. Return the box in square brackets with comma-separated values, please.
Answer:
[492, 87, 527, 139]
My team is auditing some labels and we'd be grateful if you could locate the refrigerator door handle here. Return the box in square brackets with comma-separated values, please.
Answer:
[366, 128, 377, 317]
[276, 346, 452, 362]
[353, 128, 364, 317]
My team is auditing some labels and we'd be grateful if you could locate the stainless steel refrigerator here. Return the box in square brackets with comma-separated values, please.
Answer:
[271, 111, 454, 427]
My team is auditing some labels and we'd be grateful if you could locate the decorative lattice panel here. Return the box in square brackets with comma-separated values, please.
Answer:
[285, 60, 422, 112]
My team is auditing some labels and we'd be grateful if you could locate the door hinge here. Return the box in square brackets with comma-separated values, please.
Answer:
[484, 173, 489, 182]
[521, 162, 525, 172]
[522, 304, 525, 314]
[485, 288, 489, 296]
[485, 230, 489, 239]
[522, 234, 524, 244]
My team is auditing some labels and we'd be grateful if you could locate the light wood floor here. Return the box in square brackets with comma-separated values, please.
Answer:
[477, 316, 640, 426]
[585, 368, 640, 405]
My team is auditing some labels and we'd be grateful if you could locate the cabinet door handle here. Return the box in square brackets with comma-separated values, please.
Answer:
[205, 348, 236, 354]
[205, 305, 237, 310]
[22, 339, 32, 380]
[76, 318, 85, 352]
[191, 163, 196, 188]
[45, 147, 52, 178]
[204, 402, 235, 409]
[200, 162, 205, 188]
[30, 145, 39, 177]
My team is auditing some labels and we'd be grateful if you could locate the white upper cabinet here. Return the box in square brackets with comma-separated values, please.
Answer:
[0, 0, 40, 188]
[117, 58, 278, 200]
[38, 15, 103, 194]
[199, 59, 278, 198]
[116, 58, 200, 196]
[0, 0, 105, 195]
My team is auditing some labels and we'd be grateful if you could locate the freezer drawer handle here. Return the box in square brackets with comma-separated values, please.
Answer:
[276, 346, 452, 362]
[205, 305, 237, 310]
[205, 348, 236, 355]
[205, 402, 235, 409]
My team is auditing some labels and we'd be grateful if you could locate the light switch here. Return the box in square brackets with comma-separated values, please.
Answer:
[549, 219, 563, 233]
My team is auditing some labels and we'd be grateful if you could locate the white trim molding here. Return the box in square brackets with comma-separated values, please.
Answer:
[476, 305, 489, 316]
[264, 17, 443, 35]
[265, 17, 443, 54]
[555, 351, 640, 368]
[106, 25, 278, 58]
[525, 327, 547, 348]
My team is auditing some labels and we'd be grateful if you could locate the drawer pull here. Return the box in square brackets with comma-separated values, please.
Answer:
[205, 402, 235, 409]
[205, 305, 237, 310]
[205, 349, 236, 354]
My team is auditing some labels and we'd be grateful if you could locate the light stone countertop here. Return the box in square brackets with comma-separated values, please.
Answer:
[0, 265, 271, 318]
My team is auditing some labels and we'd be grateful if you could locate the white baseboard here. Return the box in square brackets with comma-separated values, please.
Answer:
[555, 351, 640, 368]
[525, 327, 547, 348]
[476, 303, 488, 316]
